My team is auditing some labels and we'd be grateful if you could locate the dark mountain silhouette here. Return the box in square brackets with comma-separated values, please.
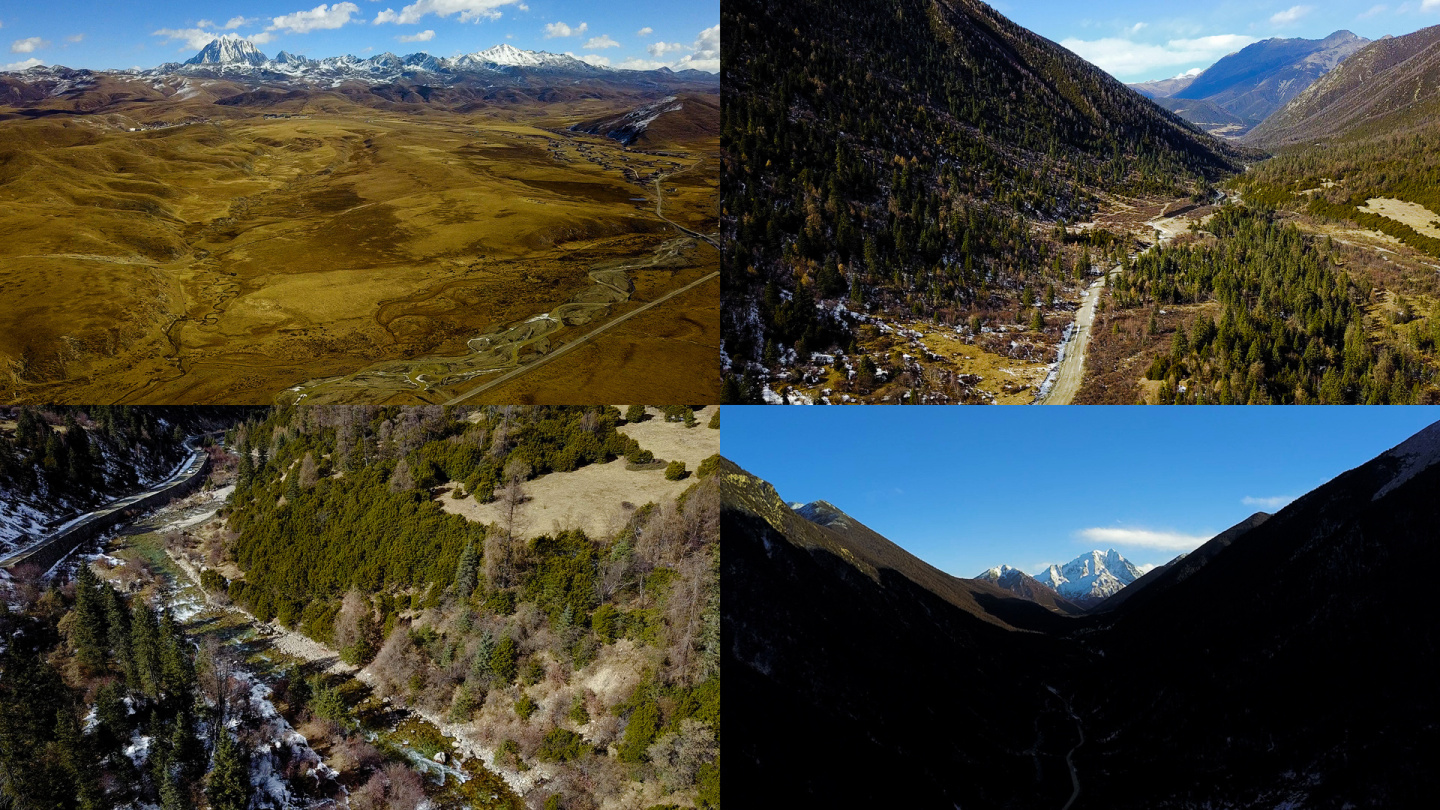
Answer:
[1247, 24, 1440, 146]
[1089, 511, 1270, 613]
[724, 420, 1440, 807]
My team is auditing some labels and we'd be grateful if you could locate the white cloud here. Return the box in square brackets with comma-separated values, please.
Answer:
[1077, 527, 1214, 551]
[374, 0, 517, 25]
[11, 37, 49, 53]
[1424, 0, 1440, 10]
[2, 57, 43, 71]
[1059, 33, 1256, 79]
[66, 34, 84, 43]
[647, 41, 685, 57]
[1359, 3, 1388, 17]
[1126, 22, 1147, 35]
[153, 27, 225, 50]
[583, 34, 619, 49]
[397, 29, 435, 41]
[614, 25, 718, 74]
[636, 26, 653, 36]
[197, 19, 217, 28]
[269, 3, 360, 34]
[1270, 5, 1313, 25]
[675, 24, 719, 72]
[576, 53, 609, 67]
[225, 16, 257, 30]
[1241, 495, 1294, 509]
[250, 31, 275, 45]
[544, 21, 586, 38]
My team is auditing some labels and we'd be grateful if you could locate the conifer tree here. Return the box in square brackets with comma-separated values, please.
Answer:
[206, 732, 250, 810]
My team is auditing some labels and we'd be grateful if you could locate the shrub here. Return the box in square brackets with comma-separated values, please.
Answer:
[696, 454, 720, 479]
[536, 728, 586, 762]
[707, 409, 719, 429]
[494, 738, 522, 770]
[515, 693, 538, 721]
[664, 461, 687, 481]
[624, 405, 646, 423]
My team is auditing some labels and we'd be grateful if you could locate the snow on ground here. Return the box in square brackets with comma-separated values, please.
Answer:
[124, 731, 153, 767]
[229, 669, 333, 808]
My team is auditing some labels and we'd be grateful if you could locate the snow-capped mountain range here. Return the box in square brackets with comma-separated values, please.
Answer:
[163, 38, 698, 86]
[6, 38, 715, 92]
[979, 550, 1145, 607]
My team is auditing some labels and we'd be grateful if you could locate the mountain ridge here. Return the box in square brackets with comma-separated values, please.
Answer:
[1247, 24, 1440, 145]
[1128, 30, 1369, 137]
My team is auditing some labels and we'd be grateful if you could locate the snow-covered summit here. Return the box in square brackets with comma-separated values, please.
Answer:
[185, 38, 268, 67]
[466, 43, 591, 70]
[1035, 549, 1142, 603]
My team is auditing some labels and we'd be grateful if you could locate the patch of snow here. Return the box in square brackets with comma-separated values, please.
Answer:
[1373, 420, 1440, 500]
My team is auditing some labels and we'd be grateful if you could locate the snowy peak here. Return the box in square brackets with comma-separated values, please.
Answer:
[185, 38, 268, 67]
[467, 43, 591, 70]
[976, 564, 1026, 582]
[1034, 549, 1142, 605]
[794, 500, 853, 530]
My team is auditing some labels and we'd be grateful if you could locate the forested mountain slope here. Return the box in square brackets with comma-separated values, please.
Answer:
[721, 0, 1246, 404]
[210, 405, 720, 809]
[0, 406, 243, 553]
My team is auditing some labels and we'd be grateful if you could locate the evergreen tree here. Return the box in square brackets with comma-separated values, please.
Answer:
[206, 732, 251, 810]
[455, 542, 481, 599]
[131, 603, 162, 697]
[70, 564, 109, 674]
[492, 635, 519, 684]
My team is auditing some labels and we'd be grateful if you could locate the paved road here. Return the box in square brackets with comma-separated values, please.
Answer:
[1, 441, 208, 569]
[444, 170, 719, 406]
[1039, 268, 1116, 405]
[443, 269, 718, 406]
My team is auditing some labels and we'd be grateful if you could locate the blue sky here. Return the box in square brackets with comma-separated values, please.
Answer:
[722, 406, 1440, 578]
[2, 1, 717, 72]
[992, 1, 1440, 82]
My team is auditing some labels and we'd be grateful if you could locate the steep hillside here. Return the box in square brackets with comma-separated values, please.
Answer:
[1248, 25, 1440, 146]
[1083, 424, 1440, 805]
[722, 460, 1088, 807]
[721, 0, 1244, 404]
[1145, 31, 1369, 137]
[0, 406, 243, 554]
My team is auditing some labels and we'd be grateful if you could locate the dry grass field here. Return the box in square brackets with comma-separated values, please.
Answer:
[438, 405, 719, 540]
[0, 94, 718, 404]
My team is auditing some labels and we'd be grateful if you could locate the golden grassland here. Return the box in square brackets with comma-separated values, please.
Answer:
[0, 97, 718, 403]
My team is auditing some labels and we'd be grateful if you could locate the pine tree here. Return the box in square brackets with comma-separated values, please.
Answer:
[455, 542, 480, 599]
[131, 603, 162, 697]
[206, 732, 250, 810]
[492, 635, 519, 684]
[70, 564, 109, 674]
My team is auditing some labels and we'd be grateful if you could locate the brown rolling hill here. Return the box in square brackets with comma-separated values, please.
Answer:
[1247, 24, 1440, 146]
